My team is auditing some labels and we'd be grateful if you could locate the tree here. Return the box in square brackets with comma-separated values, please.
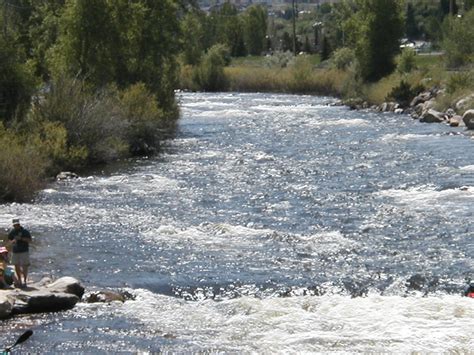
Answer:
[347, 0, 404, 82]
[49, 0, 117, 86]
[243, 5, 267, 56]
[0, 36, 36, 124]
[181, 11, 206, 65]
[405, 3, 419, 39]
[213, 3, 246, 57]
[442, 8, 474, 68]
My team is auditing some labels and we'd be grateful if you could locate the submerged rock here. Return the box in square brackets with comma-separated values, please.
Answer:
[85, 290, 135, 303]
[56, 171, 79, 180]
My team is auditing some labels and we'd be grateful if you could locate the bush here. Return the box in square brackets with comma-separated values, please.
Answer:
[442, 9, 474, 68]
[445, 71, 473, 94]
[0, 124, 47, 202]
[288, 55, 314, 93]
[331, 47, 356, 70]
[31, 120, 88, 174]
[397, 48, 417, 74]
[193, 44, 230, 91]
[30, 75, 129, 165]
[341, 60, 364, 99]
[386, 80, 423, 107]
[119, 83, 165, 155]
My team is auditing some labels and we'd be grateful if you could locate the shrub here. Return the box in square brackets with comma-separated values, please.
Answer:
[341, 60, 364, 99]
[193, 44, 230, 91]
[31, 120, 88, 174]
[264, 51, 294, 68]
[0, 124, 47, 202]
[288, 55, 314, 93]
[397, 48, 417, 74]
[331, 47, 356, 70]
[119, 83, 165, 155]
[445, 71, 473, 94]
[386, 80, 423, 107]
[30, 75, 129, 165]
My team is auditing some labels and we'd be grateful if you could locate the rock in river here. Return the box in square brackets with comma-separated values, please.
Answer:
[0, 277, 84, 319]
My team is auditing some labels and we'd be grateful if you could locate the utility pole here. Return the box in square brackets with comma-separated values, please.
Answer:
[292, 0, 297, 56]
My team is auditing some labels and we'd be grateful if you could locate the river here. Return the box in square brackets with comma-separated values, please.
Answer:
[1, 92, 473, 353]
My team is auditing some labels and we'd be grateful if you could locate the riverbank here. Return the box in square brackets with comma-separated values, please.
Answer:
[180, 53, 474, 130]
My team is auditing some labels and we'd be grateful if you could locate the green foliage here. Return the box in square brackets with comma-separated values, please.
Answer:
[213, 3, 246, 57]
[0, 36, 37, 124]
[331, 47, 356, 70]
[243, 5, 267, 56]
[288, 55, 314, 93]
[442, 9, 474, 68]
[193, 44, 230, 91]
[30, 120, 88, 173]
[181, 11, 206, 65]
[397, 48, 417, 74]
[30, 75, 128, 164]
[119, 83, 165, 155]
[48, 0, 181, 114]
[386, 79, 423, 107]
[0, 123, 47, 202]
[445, 71, 474, 94]
[48, 0, 117, 87]
[347, 0, 405, 82]
[264, 51, 294, 68]
[341, 60, 364, 99]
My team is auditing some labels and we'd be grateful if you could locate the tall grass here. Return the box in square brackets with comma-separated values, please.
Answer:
[226, 63, 348, 96]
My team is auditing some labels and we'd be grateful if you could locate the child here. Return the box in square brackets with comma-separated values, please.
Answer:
[0, 246, 17, 289]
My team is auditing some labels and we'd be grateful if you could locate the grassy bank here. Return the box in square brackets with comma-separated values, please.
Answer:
[180, 52, 474, 115]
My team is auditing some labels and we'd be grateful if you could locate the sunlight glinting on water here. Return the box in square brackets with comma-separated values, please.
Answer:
[0, 92, 472, 352]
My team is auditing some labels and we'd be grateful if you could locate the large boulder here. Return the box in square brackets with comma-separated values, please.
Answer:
[379, 102, 399, 112]
[13, 291, 79, 314]
[45, 277, 85, 298]
[420, 109, 445, 123]
[456, 94, 474, 111]
[0, 277, 84, 318]
[410, 91, 433, 107]
[462, 109, 474, 129]
[449, 115, 463, 127]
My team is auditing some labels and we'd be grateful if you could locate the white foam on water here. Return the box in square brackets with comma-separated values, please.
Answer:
[117, 290, 474, 353]
[186, 109, 253, 119]
[142, 223, 273, 252]
[377, 184, 474, 202]
[380, 133, 434, 142]
[459, 165, 474, 172]
[305, 118, 369, 127]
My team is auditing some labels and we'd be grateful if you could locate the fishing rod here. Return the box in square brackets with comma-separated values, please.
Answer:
[2, 330, 33, 354]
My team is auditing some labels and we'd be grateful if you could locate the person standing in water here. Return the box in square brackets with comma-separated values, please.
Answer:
[8, 218, 32, 288]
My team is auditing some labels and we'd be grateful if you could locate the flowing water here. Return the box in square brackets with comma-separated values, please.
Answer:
[1, 92, 473, 353]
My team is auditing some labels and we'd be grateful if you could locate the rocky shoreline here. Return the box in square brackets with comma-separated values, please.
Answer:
[345, 90, 474, 130]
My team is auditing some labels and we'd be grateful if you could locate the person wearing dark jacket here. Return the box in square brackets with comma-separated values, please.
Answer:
[8, 218, 32, 288]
